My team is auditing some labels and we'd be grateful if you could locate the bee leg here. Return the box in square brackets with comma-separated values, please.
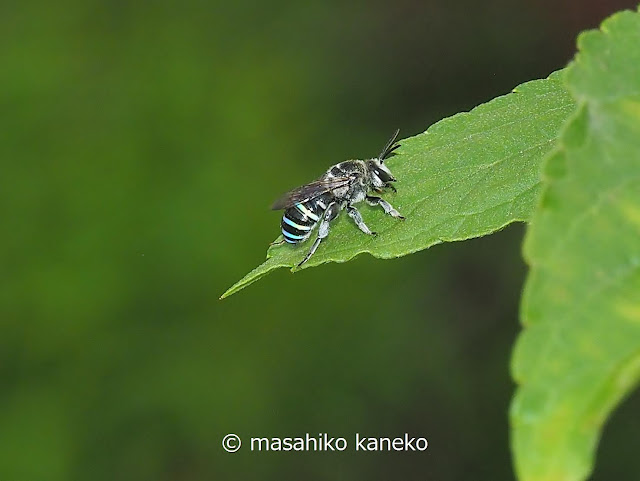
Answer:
[270, 238, 286, 246]
[298, 202, 339, 267]
[366, 196, 405, 220]
[347, 205, 377, 236]
[385, 183, 397, 193]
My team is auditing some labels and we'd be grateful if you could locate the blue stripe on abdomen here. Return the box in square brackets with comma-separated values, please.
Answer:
[282, 227, 306, 241]
[283, 215, 311, 231]
[295, 203, 319, 221]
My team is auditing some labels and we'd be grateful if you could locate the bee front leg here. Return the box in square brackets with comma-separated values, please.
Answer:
[347, 205, 377, 236]
[366, 196, 405, 220]
[298, 202, 339, 267]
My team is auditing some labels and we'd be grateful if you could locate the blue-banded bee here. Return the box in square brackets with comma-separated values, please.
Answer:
[271, 129, 405, 266]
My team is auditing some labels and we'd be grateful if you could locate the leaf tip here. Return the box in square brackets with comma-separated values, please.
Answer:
[219, 285, 238, 300]
[219, 257, 290, 300]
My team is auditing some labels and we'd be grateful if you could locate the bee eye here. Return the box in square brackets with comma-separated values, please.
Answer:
[374, 167, 393, 182]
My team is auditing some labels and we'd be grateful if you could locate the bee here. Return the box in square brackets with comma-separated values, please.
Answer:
[271, 129, 405, 267]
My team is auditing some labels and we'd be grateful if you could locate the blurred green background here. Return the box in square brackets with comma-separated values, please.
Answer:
[1, 1, 638, 480]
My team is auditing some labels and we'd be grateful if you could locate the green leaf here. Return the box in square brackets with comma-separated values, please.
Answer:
[221, 72, 575, 299]
[512, 8, 640, 481]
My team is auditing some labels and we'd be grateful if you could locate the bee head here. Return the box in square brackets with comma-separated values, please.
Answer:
[366, 128, 400, 188]
[367, 158, 396, 188]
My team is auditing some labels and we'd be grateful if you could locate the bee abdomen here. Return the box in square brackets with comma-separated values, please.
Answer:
[281, 193, 332, 244]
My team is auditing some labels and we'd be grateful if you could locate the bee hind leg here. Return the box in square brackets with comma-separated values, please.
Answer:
[298, 202, 339, 267]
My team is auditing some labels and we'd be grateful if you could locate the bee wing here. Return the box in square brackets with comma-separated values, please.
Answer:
[271, 176, 351, 210]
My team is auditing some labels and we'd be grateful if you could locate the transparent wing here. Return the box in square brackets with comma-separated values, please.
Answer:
[271, 176, 351, 210]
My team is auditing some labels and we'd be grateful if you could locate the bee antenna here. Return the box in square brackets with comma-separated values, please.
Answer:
[378, 128, 401, 161]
